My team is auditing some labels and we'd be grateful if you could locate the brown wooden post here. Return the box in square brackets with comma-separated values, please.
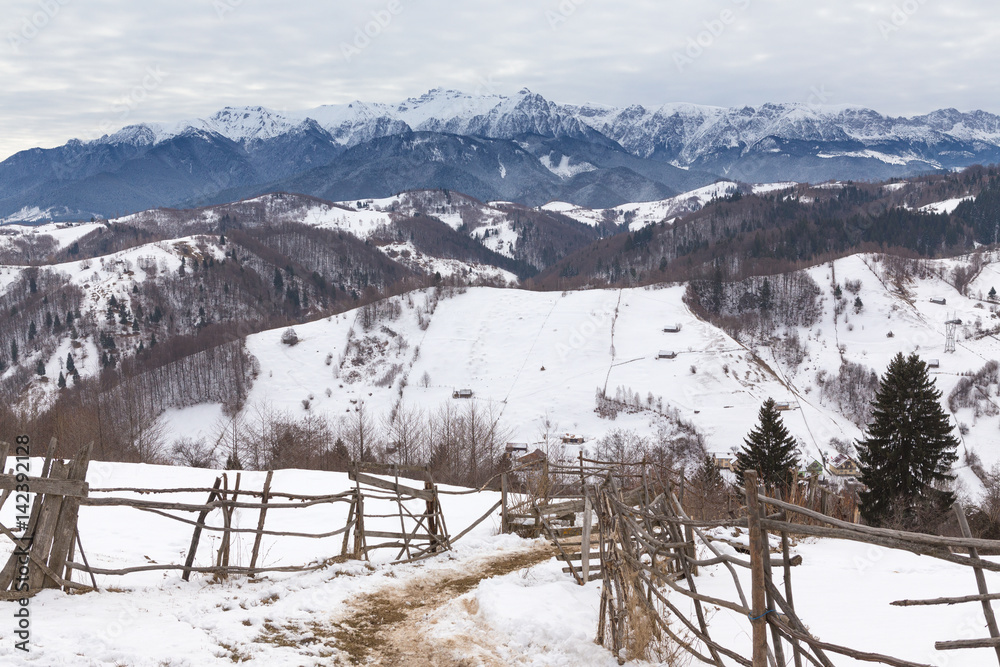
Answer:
[214, 475, 231, 578]
[501, 473, 509, 534]
[48, 442, 93, 589]
[955, 503, 1000, 665]
[182, 477, 222, 582]
[224, 473, 241, 571]
[782, 529, 803, 667]
[340, 495, 357, 557]
[28, 461, 69, 590]
[744, 471, 769, 667]
[248, 470, 273, 574]
[581, 491, 592, 584]
[0, 438, 58, 587]
[353, 493, 366, 560]
[758, 488, 785, 667]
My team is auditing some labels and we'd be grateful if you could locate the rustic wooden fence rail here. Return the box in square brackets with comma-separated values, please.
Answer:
[583, 463, 1000, 667]
[0, 444, 507, 596]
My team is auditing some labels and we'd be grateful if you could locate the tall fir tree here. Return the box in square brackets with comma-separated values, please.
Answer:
[734, 398, 799, 492]
[857, 352, 959, 528]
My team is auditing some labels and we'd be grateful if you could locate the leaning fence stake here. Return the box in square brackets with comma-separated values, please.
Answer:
[744, 471, 769, 667]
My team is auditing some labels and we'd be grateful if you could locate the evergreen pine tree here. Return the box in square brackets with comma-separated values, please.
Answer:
[10, 339, 17, 364]
[27, 321, 36, 340]
[857, 352, 959, 528]
[759, 278, 772, 313]
[991, 286, 998, 301]
[57, 372, 66, 388]
[734, 398, 799, 492]
[35, 359, 45, 376]
[66, 353, 75, 373]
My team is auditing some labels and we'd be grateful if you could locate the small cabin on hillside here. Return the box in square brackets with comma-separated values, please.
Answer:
[713, 455, 735, 471]
[505, 442, 528, 454]
[829, 454, 860, 477]
[561, 434, 585, 444]
[774, 401, 796, 411]
[926, 359, 940, 369]
[453, 389, 474, 399]
[930, 297, 947, 305]
[657, 350, 677, 359]
[663, 324, 682, 333]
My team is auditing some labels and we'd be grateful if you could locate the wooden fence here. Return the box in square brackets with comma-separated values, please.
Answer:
[590, 466, 1000, 667]
[0, 444, 502, 596]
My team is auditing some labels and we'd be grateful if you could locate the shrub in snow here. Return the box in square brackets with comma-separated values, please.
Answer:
[281, 328, 299, 346]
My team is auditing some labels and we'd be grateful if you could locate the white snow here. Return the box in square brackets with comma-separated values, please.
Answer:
[543, 181, 738, 230]
[920, 196, 974, 214]
[539, 154, 597, 179]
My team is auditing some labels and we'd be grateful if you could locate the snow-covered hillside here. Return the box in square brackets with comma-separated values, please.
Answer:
[149, 249, 1000, 498]
[543, 180, 743, 230]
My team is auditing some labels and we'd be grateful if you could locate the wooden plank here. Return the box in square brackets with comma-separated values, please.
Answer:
[501, 473, 508, 534]
[46, 442, 92, 589]
[0, 438, 58, 589]
[936, 638, 1000, 650]
[182, 477, 221, 582]
[340, 496, 357, 557]
[27, 461, 68, 590]
[581, 494, 592, 584]
[782, 529, 804, 667]
[349, 471, 434, 501]
[955, 503, 1000, 665]
[758, 488, 785, 667]
[0, 475, 89, 498]
[744, 471, 768, 667]
[364, 530, 437, 541]
[893, 592, 1000, 607]
[248, 470, 273, 573]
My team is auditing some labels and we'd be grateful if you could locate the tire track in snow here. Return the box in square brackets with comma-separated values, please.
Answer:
[498, 296, 561, 418]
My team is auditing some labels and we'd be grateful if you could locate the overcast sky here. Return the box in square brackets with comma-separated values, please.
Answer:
[1, 0, 999, 160]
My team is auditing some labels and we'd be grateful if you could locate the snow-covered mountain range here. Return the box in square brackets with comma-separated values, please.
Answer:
[4, 88, 1000, 222]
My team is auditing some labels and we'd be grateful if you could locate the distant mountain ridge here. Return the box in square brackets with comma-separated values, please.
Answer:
[4, 88, 1000, 222]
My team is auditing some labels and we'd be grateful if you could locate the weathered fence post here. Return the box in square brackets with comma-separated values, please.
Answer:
[249, 470, 273, 574]
[955, 502, 1000, 665]
[47, 442, 93, 590]
[182, 476, 222, 582]
[581, 490, 592, 584]
[744, 471, 769, 667]
[501, 472, 508, 534]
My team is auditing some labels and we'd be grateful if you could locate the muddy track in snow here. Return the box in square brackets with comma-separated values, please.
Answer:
[328, 544, 556, 665]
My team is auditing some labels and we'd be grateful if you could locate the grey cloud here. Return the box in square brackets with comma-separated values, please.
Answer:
[1, 0, 999, 159]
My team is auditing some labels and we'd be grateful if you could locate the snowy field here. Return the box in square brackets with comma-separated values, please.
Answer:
[1, 459, 998, 665]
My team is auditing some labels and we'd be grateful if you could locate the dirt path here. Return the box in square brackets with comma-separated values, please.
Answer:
[326, 544, 556, 665]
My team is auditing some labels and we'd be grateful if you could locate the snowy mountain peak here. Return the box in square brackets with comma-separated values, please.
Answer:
[204, 105, 301, 143]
